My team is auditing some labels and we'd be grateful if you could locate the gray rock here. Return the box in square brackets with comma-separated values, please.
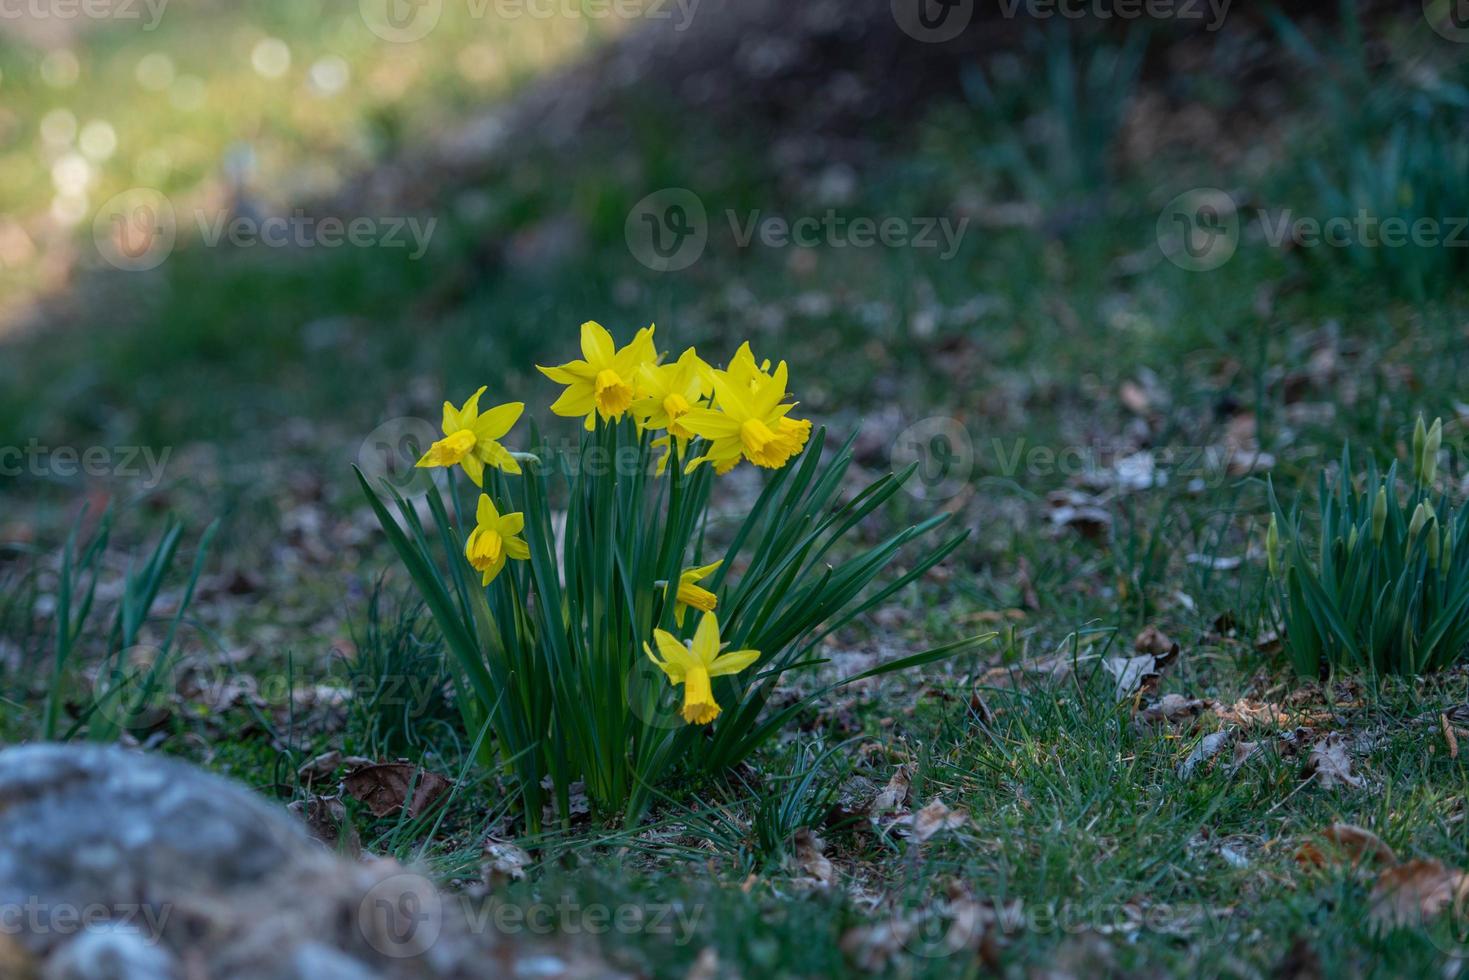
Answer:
[0, 744, 615, 979]
[41, 925, 179, 980]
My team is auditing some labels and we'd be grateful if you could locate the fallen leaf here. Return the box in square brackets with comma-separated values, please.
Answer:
[343, 762, 451, 818]
[1134, 693, 1212, 728]
[288, 795, 361, 856]
[1229, 739, 1263, 773]
[1214, 698, 1289, 728]
[891, 799, 970, 843]
[1133, 625, 1174, 656]
[1305, 733, 1363, 790]
[1369, 859, 1469, 930]
[297, 750, 373, 784]
[872, 764, 913, 814]
[483, 839, 532, 887]
[1102, 655, 1158, 701]
[1296, 824, 1397, 870]
[794, 828, 834, 887]
[839, 919, 912, 972]
[1047, 490, 1112, 540]
[1178, 730, 1235, 779]
[1444, 713, 1460, 760]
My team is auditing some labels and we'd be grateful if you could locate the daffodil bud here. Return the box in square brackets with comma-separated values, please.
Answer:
[1409, 503, 1429, 548]
[1372, 487, 1388, 545]
[1423, 417, 1443, 486]
[1266, 515, 1281, 579]
[1347, 525, 1359, 554]
[1413, 415, 1428, 483]
[1428, 516, 1442, 567]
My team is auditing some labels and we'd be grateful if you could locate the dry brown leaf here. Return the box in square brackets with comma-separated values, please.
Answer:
[297, 750, 372, 784]
[287, 794, 361, 856]
[1214, 698, 1290, 728]
[794, 828, 834, 887]
[1444, 713, 1460, 760]
[892, 799, 971, 843]
[1133, 625, 1174, 657]
[1229, 739, 1263, 773]
[1305, 733, 1364, 790]
[1297, 824, 1397, 872]
[1178, 730, 1235, 779]
[1102, 655, 1158, 701]
[839, 918, 912, 972]
[343, 762, 451, 818]
[872, 764, 913, 814]
[1369, 859, 1469, 930]
[1134, 694, 1212, 729]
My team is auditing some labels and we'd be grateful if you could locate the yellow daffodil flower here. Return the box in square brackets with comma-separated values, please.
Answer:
[537, 321, 658, 430]
[416, 387, 524, 487]
[644, 613, 758, 725]
[673, 560, 721, 626]
[681, 360, 812, 474]
[464, 494, 530, 586]
[634, 347, 713, 470]
[724, 341, 774, 394]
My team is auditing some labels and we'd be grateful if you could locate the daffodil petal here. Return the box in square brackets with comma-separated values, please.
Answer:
[680, 408, 742, 439]
[581, 321, 616, 364]
[476, 493, 500, 525]
[473, 401, 524, 441]
[708, 648, 760, 678]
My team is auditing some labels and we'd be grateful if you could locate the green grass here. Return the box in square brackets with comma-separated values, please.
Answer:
[5, 7, 1469, 977]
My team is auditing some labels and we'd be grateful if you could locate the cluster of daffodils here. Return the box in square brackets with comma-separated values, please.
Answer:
[412, 321, 814, 724]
